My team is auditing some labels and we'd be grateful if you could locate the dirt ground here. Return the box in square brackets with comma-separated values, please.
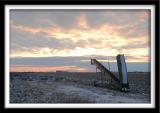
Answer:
[10, 72, 150, 103]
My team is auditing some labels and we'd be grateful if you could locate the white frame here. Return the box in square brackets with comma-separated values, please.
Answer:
[5, 5, 155, 108]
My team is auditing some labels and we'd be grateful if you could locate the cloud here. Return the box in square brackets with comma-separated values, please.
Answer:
[10, 9, 83, 29]
[10, 9, 150, 61]
[10, 56, 150, 72]
[10, 55, 149, 67]
[10, 26, 79, 52]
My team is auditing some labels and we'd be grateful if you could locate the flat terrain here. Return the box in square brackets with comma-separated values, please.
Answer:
[10, 72, 150, 103]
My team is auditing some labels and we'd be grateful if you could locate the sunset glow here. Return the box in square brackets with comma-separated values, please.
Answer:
[10, 65, 88, 72]
[10, 9, 150, 72]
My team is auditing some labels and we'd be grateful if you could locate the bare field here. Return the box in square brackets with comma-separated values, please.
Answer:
[10, 72, 150, 103]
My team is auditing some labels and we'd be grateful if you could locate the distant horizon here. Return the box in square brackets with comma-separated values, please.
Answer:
[10, 61, 150, 72]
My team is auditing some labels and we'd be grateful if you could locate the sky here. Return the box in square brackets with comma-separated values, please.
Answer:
[10, 9, 151, 72]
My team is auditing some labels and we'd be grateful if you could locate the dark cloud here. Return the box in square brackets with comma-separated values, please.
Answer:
[10, 56, 94, 71]
[10, 9, 150, 31]
[85, 10, 150, 39]
[10, 56, 150, 72]
[10, 9, 83, 29]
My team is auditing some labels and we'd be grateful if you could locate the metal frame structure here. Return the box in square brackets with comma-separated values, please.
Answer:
[91, 54, 129, 92]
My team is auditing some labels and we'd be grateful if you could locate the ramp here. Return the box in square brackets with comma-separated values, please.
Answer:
[91, 54, 129, 92]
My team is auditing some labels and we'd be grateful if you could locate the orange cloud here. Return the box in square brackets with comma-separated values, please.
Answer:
[10, 65, 89, 72]
[76, 14, 89, 29]
[136, 10, 150, 22]
[11, 21, 56, 35]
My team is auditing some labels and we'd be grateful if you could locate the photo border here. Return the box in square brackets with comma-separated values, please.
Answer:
[1, 0, 159, 112]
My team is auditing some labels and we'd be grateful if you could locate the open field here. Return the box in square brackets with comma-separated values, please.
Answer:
[10, 72, 150, 103]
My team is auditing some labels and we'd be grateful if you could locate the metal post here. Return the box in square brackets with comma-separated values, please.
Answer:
[117, 54, 129, 92]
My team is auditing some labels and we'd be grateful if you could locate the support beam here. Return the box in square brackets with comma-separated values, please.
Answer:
[117, 54, 130, 91]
